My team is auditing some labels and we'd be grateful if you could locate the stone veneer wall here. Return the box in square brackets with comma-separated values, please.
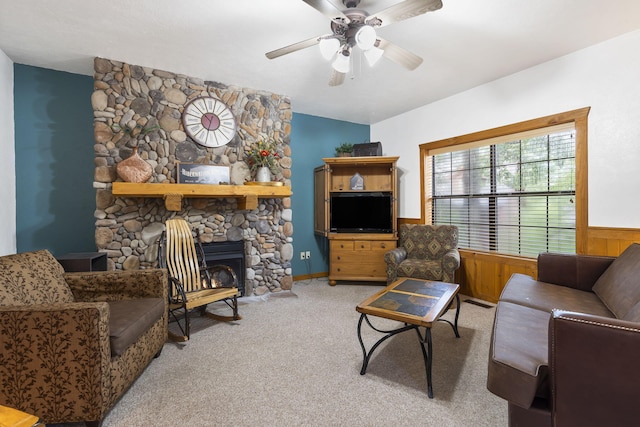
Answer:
[91, 58, 293, 295]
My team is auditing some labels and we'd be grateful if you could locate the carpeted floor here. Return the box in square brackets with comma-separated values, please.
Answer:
[55, 278, 507, 426]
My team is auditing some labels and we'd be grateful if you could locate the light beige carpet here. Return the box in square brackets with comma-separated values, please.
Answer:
[57, 278, 507, 426]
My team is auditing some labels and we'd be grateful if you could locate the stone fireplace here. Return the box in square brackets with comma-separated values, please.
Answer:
[91, 58, 293, 295]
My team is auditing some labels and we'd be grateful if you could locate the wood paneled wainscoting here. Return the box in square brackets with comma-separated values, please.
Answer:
[460, 227, 640, 303]
[400, 218, 640, 303]
[587, 227, 640, 256]
[457, 250, 537, 303]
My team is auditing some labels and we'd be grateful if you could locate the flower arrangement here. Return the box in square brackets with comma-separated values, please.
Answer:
[246, 140, 282, 174]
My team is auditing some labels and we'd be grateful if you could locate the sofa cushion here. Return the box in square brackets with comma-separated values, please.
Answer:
[500, 273, 614, 318]
[592, 243, 640, 320]
[537, 252, 615, 292]
[0, 249, 75, 306]
[623, 301, 640, 323]
[108, 297, 164, 357]
[488, 301, 550, 409]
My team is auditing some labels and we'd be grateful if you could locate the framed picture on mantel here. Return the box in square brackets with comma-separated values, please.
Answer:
[177, 162, 230, 185]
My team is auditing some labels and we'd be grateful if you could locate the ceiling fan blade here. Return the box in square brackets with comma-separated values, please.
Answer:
[328, 69, 346, 86]
[367, 0, 443, 28]
[265, 35, 325, 59]
[378, 38, 424, 70]
[302, 0, 350, 23]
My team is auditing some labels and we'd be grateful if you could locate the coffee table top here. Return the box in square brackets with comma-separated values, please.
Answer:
[356, 278, 460, 328]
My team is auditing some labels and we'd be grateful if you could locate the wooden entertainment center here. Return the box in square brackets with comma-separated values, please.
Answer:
[314, 156, 399, 285]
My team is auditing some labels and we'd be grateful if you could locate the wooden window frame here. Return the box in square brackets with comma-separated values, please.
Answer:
[419, 107, 590, 255]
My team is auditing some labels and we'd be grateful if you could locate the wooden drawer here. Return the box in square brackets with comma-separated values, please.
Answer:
[331, 240, 395, 253]
[330, 250, 353, 265]
[354, 241, 371, 250]
[330, 256, 387, 277]
[371, 240, 395, 251]
[332, 241, 354, 251]
[329, 239, 395, 278]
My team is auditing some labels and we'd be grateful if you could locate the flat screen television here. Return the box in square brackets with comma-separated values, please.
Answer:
[330, 192, 393, 233]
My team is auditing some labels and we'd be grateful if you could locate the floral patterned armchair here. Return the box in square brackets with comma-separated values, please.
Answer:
[0, 250, 167, 427]
[384, 224, 460, 284]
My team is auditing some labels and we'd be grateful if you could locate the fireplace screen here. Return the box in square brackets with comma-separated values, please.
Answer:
[200, 241, 246, 296]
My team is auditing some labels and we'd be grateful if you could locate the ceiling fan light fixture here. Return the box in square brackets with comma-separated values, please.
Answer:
[364, 45, 384, 66]
[355, 25, 377, 51]
[265, 0, 439, 85]
[319, 38, 340, 60]
[332, 49, 351, 74]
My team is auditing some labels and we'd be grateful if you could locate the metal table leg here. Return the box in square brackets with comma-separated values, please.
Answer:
[414, 327, 434, 398]
[357, 313, 416, 375]
[438, 293, 461, 338]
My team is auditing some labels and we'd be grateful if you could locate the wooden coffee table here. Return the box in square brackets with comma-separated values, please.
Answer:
[356, 278, 460, 398]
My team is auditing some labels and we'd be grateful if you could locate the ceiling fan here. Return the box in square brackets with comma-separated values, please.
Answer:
[265, 0, 443, 86]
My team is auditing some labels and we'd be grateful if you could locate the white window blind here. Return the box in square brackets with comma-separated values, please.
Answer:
[428, 124, 576, 257]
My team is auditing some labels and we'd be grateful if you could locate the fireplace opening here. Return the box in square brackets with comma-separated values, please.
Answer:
[200, 241, 246, 297]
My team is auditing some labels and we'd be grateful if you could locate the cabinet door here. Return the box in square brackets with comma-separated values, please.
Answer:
[390, 163, 398, 235]
[314, 165, 328, 236]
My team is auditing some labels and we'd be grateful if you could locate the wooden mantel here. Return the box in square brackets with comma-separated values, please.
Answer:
[112, 182, 292, 211]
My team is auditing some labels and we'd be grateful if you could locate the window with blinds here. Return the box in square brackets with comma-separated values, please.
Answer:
[429, 124, 576, 257]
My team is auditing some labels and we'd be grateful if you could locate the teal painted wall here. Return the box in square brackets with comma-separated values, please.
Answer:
[290, 113, 369, 277]
[12, 65, 370, 273]
[14, 64, 95, 256]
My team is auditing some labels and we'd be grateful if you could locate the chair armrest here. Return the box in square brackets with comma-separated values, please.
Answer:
[0, 303, 111, 412]
[442, 248, 461, 272]
[64, 269, 168, 302]
[384, 247, 407, 266]
[537, 253, 614, 291]
[549, 309, 640, 426]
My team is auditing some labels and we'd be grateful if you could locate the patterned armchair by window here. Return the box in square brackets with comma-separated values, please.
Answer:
[384, 224, 460, 284]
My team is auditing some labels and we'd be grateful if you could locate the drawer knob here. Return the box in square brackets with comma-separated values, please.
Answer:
[381, 244, 386, 248]
[337, 256, 341, 260]
[360, 244, 365, 248]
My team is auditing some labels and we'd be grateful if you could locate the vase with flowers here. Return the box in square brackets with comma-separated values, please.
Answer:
[246, 140, 282, 182]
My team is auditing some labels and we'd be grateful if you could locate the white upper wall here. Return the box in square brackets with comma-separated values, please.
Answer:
[0, 48, 15, 255]
[372, 29, 640, 228]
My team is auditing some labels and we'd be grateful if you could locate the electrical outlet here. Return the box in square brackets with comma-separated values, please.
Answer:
[305, 251, 311, 260]
[300, 252, 305, 260]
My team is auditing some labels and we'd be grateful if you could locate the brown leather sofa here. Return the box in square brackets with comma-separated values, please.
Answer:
[487, 243, 640, 426]
[0, 250, 168, 426]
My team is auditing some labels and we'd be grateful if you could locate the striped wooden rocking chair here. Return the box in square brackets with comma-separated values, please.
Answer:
[159, 218, 241, 341]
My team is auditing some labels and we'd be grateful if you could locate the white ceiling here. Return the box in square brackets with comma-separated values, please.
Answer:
[1, 0, 640, 124]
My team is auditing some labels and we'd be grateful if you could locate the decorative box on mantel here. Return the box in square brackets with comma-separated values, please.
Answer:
[111, 182, 292, 211]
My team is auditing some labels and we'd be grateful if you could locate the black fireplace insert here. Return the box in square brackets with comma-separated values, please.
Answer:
[200, 241, 246, 297]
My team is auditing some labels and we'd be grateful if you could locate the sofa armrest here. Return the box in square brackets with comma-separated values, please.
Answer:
[549, 309, 640, 426]
[0, 303, 111, 416]
[537, 253, 614, 291]
[64, 269, 168, 302]
[384, 247, 407, 267]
